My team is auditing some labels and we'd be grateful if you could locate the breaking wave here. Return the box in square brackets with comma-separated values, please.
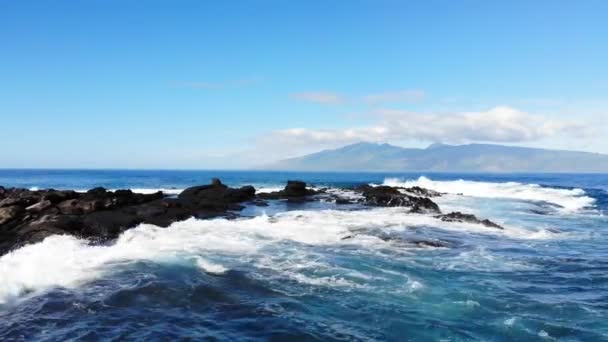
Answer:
[0, 205, 566, 305]
[383, 176, 595, 212]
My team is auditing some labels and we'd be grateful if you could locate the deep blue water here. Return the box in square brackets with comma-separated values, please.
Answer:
[1, 170, 608, 341]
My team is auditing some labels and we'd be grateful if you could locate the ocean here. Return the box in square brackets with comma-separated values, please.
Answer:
[1, 170, 607, 341]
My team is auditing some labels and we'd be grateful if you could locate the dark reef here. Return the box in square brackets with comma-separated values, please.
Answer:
[354, 185, 441, 213]
[435, 211, 504, 229]
[0, 179, 503, 256]
[0, 179, 255, 256]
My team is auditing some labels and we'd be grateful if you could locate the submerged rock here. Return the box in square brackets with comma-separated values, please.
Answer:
[248, 198, 269, 207]
[435, 211, 504, 229]
[347, 232, 450, 248]
[355, 185, 441, 213]
[334, 197, 353, 205]
[411, 240, 450, 248]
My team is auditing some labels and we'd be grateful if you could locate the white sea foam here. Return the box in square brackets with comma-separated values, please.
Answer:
[126, 188, 184, 195]
[0, 205, 565, 304]
[194, 256, 228, 275]
[439, 246, 536, 272]
[255, 186, 284, 194]
[454, 300, 480, 308]
[538, 330, 550, 338]
[405, 279, 425, 293]
[383, 176, 595, 213]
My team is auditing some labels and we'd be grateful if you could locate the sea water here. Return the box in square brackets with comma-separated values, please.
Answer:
[0, 170, 607, 341]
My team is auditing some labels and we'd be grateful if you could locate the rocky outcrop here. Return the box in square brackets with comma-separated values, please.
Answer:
[0, 179, 506, 256]
[400, 186, 442, 198]
[435, 212, 504, 229]
[0, 206, 23, 225]
[257, 180, 319, 202]
[354, 185, 441, 213]
[0, 179, 257, 256]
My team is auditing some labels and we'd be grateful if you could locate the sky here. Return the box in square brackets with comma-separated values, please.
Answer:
[1, 0, 607, 169]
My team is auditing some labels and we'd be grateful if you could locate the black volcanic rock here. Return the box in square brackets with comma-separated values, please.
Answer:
[355, 185, 441, 213]
[402, 186, 442, 198]
[258, 180, 319, 201]
[411, 240, 450, 248]
[0, 179, 258, 256]
[334, 197, 353, 205]
[435, 211, 504, 229]
[0, 205, 23, 225]
[178, 182, 256, 210]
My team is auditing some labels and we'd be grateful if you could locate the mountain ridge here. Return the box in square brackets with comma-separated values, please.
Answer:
[262, 142, 608, 173]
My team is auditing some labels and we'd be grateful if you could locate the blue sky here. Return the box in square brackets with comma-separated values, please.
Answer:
[1, 0, 607, 168]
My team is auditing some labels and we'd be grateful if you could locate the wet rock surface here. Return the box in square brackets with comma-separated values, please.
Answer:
[0, 179, 256, 256]
[0, 180, 505, 256]
[257, 180, 319, 202]
[354, 185, 441, 213]
[399, 186, 443, 198]
[435, 211, 504, 229]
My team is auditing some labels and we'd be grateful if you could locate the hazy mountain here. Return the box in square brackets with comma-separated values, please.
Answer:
[263, 142, 608, 172]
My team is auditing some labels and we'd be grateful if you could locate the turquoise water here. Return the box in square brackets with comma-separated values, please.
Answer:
[1, 170, 607, 341]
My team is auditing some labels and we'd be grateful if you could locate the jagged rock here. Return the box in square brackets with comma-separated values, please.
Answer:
[0, 205, 23, 225]
[402, 186, 442, 198]
[0, 189, 40, 208]
[335, 197, 353, 205]
[86, 187, 108, 197]
[178, 182, 256, 210]
[39, 190, 79, 204]
[435, 211, 504, 229]
[258, 180, 318, 201]
[355, 185, 441, 213]
[26, 199, 53, 213]
[57, 199, 104, 215]
[0, 179, 258, 256]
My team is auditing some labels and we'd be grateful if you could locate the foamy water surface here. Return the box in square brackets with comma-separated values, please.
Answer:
[1, 170, 607, 340]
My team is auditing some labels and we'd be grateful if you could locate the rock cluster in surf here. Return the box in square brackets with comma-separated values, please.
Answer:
[258, 180, 319, 202]
[354, 185, 441, 213]
[435, 211, 504, 229]
[0, 179, 503, 256]
[0, 180, 255, 255]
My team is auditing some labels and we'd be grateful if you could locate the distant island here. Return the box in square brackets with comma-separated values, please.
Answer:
[263, 142, 608, 173]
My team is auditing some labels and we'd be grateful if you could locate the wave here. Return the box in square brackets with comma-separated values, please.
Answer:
[383, 176, 595, 213]
[255, 186, 284, 193]
[0, 206, 565, 305]
[125, 188, 184, 195]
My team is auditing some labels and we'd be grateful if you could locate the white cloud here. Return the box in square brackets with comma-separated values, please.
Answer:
[258, 106, 590, 154]
[363, 89, 426, 104]
[291, 91, 345, 105]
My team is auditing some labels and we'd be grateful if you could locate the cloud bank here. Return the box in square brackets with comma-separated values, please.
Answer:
[258, 106, 589, 153]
